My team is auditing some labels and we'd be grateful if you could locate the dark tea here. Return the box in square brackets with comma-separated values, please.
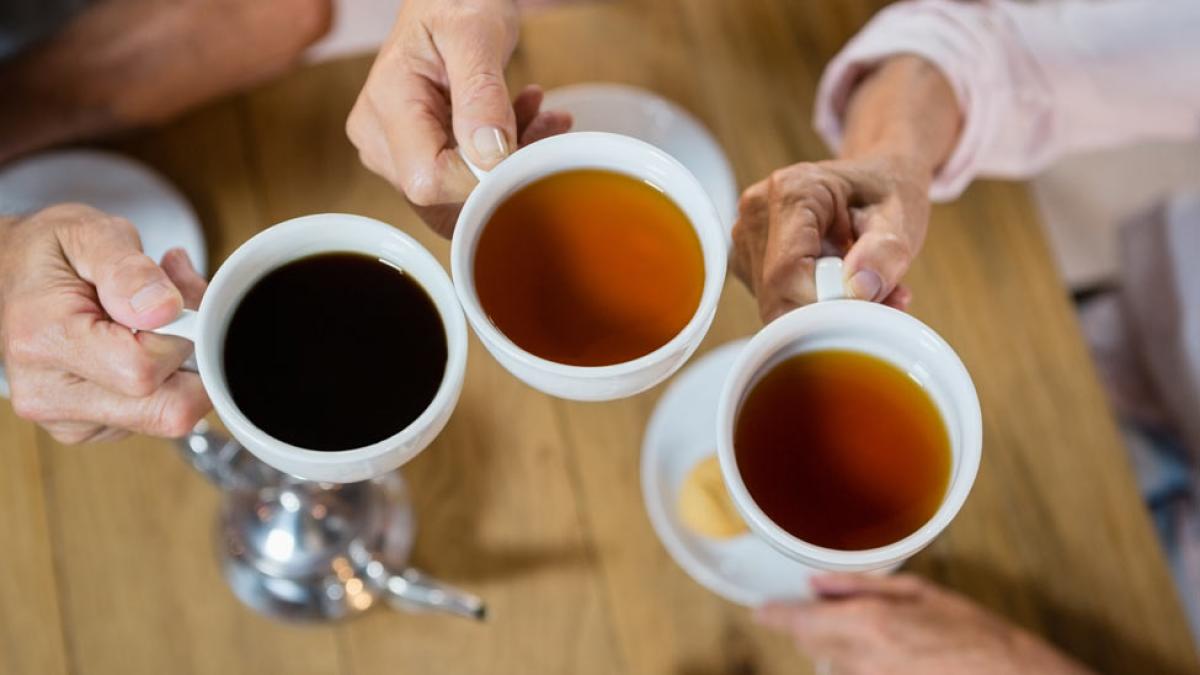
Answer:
[734, 350, 951, 550]
[223, 252, 447, 451]
[473, 168, 704, 367]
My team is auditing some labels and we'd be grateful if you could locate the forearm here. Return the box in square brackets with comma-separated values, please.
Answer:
[0, 0, 330, 165]
[839, 55, 961, 181]
[0, 53, 115, 164]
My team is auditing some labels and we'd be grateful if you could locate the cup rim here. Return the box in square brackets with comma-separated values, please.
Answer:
[193, 213, 468, 471]
[715, 300, 983, 570]
[449, 131, 727, 381]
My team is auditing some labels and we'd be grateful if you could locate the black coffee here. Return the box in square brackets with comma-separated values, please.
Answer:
[223, 252, 447, 451]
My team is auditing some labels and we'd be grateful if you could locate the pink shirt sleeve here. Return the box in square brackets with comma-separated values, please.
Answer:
[814, 0, 1200, 202]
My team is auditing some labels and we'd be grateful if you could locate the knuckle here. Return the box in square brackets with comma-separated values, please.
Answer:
[770, 163, 816, 188]
[2, 328, 35, 366]
[154, 397, 205, 438]
[9, 393, 41, 422]
[456, 70, 509, 112]
[102, 214, 138, 237]
[117, 356, 160, 398]
[34, 202, 102, 223]
[768, 167, 794, 188]
[401, 169, 442, 206]
[9, 384, 50, 423]
[737, 183, 768, 215]
[3, 312, 57, 367]
[872, 230, 913, 261]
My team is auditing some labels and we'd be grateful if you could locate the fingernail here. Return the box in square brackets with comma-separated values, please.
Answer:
[472, 126, 509, 164]
[848, 270, 882, 301]
[130, 281, 177, 314]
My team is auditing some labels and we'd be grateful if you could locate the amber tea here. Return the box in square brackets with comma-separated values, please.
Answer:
[734, 350, 951, 550]
[473, 169, 704, 367]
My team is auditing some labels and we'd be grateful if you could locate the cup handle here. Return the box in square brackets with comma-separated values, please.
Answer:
[815, 256, 849, 302]
[146, 308, 200, 372]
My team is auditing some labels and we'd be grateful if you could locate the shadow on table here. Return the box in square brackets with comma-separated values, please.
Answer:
[913, 556, 1196, 675]
[403, 392, 593, 585]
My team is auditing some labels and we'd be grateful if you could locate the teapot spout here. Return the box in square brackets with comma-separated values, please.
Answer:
[384, 567, 486, 621]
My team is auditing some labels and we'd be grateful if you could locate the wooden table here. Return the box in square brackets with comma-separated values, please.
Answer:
[2, 1, 1197, 673]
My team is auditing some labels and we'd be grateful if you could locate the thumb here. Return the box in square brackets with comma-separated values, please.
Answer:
[843, 211, 915, 303]
[440, 20, 517, 169]
[58, 214, 183, 330]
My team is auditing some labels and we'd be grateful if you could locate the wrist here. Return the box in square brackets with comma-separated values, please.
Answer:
[839, 55, 961, 184]
[0, 58, 114, 164]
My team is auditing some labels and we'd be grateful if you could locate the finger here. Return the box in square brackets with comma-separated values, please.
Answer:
[27, 371, 211, 439]
[512, 84, 544, 131]
[411, 203, 463, 240]
[54, 212, 183, 329]
[811, 573, 928, 599]
[758, 169, 848, 320]
[754, 602, 807, 632]
[843, 211, 915, 302]
[882, 284, 912, 311]
[64, 311, 194, 397]
[160, 248, 208, 309]
[439, 16, 518, 169]
[6, 291, 192, 397]
[42, 421, 130, 445]
[519, 110, 573, 146]
[731, 180, 770, 296]
[756, 598, 891, 658]
[349, 69, 475, 206]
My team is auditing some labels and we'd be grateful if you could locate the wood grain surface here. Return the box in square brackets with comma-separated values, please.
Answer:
[2, 1, 1197, 674]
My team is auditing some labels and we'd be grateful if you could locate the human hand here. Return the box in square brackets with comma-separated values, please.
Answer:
[347, 0, 572, 236]
[756, 574, 1092, 675]
[731, 154, 930, 323]
[0, 204, 211, 443]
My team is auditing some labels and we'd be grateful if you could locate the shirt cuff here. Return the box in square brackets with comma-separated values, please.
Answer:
[813, 3, 998, 203]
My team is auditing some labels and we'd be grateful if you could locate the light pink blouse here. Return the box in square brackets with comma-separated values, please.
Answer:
[814, 0, 1200, 202]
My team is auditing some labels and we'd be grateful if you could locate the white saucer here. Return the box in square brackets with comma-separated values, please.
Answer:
[0, 149, 208, 275]
[0, 149, 208, 399]
[542, 83, 739, 235]
[641, 339, 817, 606]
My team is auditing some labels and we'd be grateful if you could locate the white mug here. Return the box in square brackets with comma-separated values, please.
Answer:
[154, 213, 468, 483]
[715, 258, 982, 572]
[450, 132, 728, 401]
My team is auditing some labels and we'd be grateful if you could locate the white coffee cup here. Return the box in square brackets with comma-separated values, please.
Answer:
[715, 258, 982, 572]
[153, 213, 468, 483]
[450, 132, 728, 401]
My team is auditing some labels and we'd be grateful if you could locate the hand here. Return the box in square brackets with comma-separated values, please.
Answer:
[756, 574, 1093, 675]
[0, 204, 211, 443]
[347, 0, 572, 236]
[731, 154, 929, 323]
